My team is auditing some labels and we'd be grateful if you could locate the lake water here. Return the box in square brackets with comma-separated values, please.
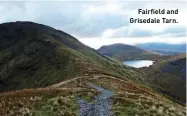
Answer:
[123, 60, 154, 68]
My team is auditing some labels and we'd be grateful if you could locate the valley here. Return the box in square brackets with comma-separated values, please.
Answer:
[0, 21, 186, 116]
[97, 42, 186, 105]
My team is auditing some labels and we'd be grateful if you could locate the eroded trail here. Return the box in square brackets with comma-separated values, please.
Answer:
[49, 74, 186, 116]
[78, 83, 113, 116]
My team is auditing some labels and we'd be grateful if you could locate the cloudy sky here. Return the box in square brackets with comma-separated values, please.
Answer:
[0, 1, 186, 49]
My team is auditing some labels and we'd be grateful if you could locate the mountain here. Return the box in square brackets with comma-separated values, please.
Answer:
[136, 43, 186, 55]
[97, 43, 162, 61]
[0, 21, 134, 92]
[0, 22, 185, 116]
[151, 50, 184, 55]
[142, 54, 186, 105]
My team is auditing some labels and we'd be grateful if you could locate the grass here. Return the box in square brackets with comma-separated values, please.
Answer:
[0, 22, 186, 116]
[48, 74, 186, 116]
[141, 56, 186, 105]
[0, 28, 144, 92]
[34, 95, 78, 116]
[0, 74, 186, 116]
[0, 88, 98, 116]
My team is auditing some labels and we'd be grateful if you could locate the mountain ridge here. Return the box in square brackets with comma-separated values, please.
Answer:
[0, 21, 135, 92]
[136, 43, 186, 55]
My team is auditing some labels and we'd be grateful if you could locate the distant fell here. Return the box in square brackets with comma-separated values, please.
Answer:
[97, 43, 162, 61]
[136, 43, 186, 55]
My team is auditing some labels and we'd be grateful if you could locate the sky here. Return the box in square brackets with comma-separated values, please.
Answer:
[0, 1, 186, 49]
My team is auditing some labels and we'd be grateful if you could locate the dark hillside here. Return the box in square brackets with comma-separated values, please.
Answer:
[0, 21, 141, 92]
[142, 54, 186, 105]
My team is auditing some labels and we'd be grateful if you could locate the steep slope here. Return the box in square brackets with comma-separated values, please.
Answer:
[142, 54, 186, 105]
[97, 43, 162, 61]
[0, 21, 141, 92]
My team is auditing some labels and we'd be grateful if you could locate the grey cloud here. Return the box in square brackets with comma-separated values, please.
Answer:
[129, 29, 154, 37]
[0, 1, 186, 38]
[157, 27, 187, 37]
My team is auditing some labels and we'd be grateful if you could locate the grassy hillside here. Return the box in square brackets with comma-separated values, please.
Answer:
[142, 54, 186, 105]
[0, 21, 144, 92]
[97, 43, 162, 61]
[0, 21, 185, 116]
[0, 74, 186, 116]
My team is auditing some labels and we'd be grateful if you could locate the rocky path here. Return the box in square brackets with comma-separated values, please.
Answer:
[77, 83, 113, 116]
